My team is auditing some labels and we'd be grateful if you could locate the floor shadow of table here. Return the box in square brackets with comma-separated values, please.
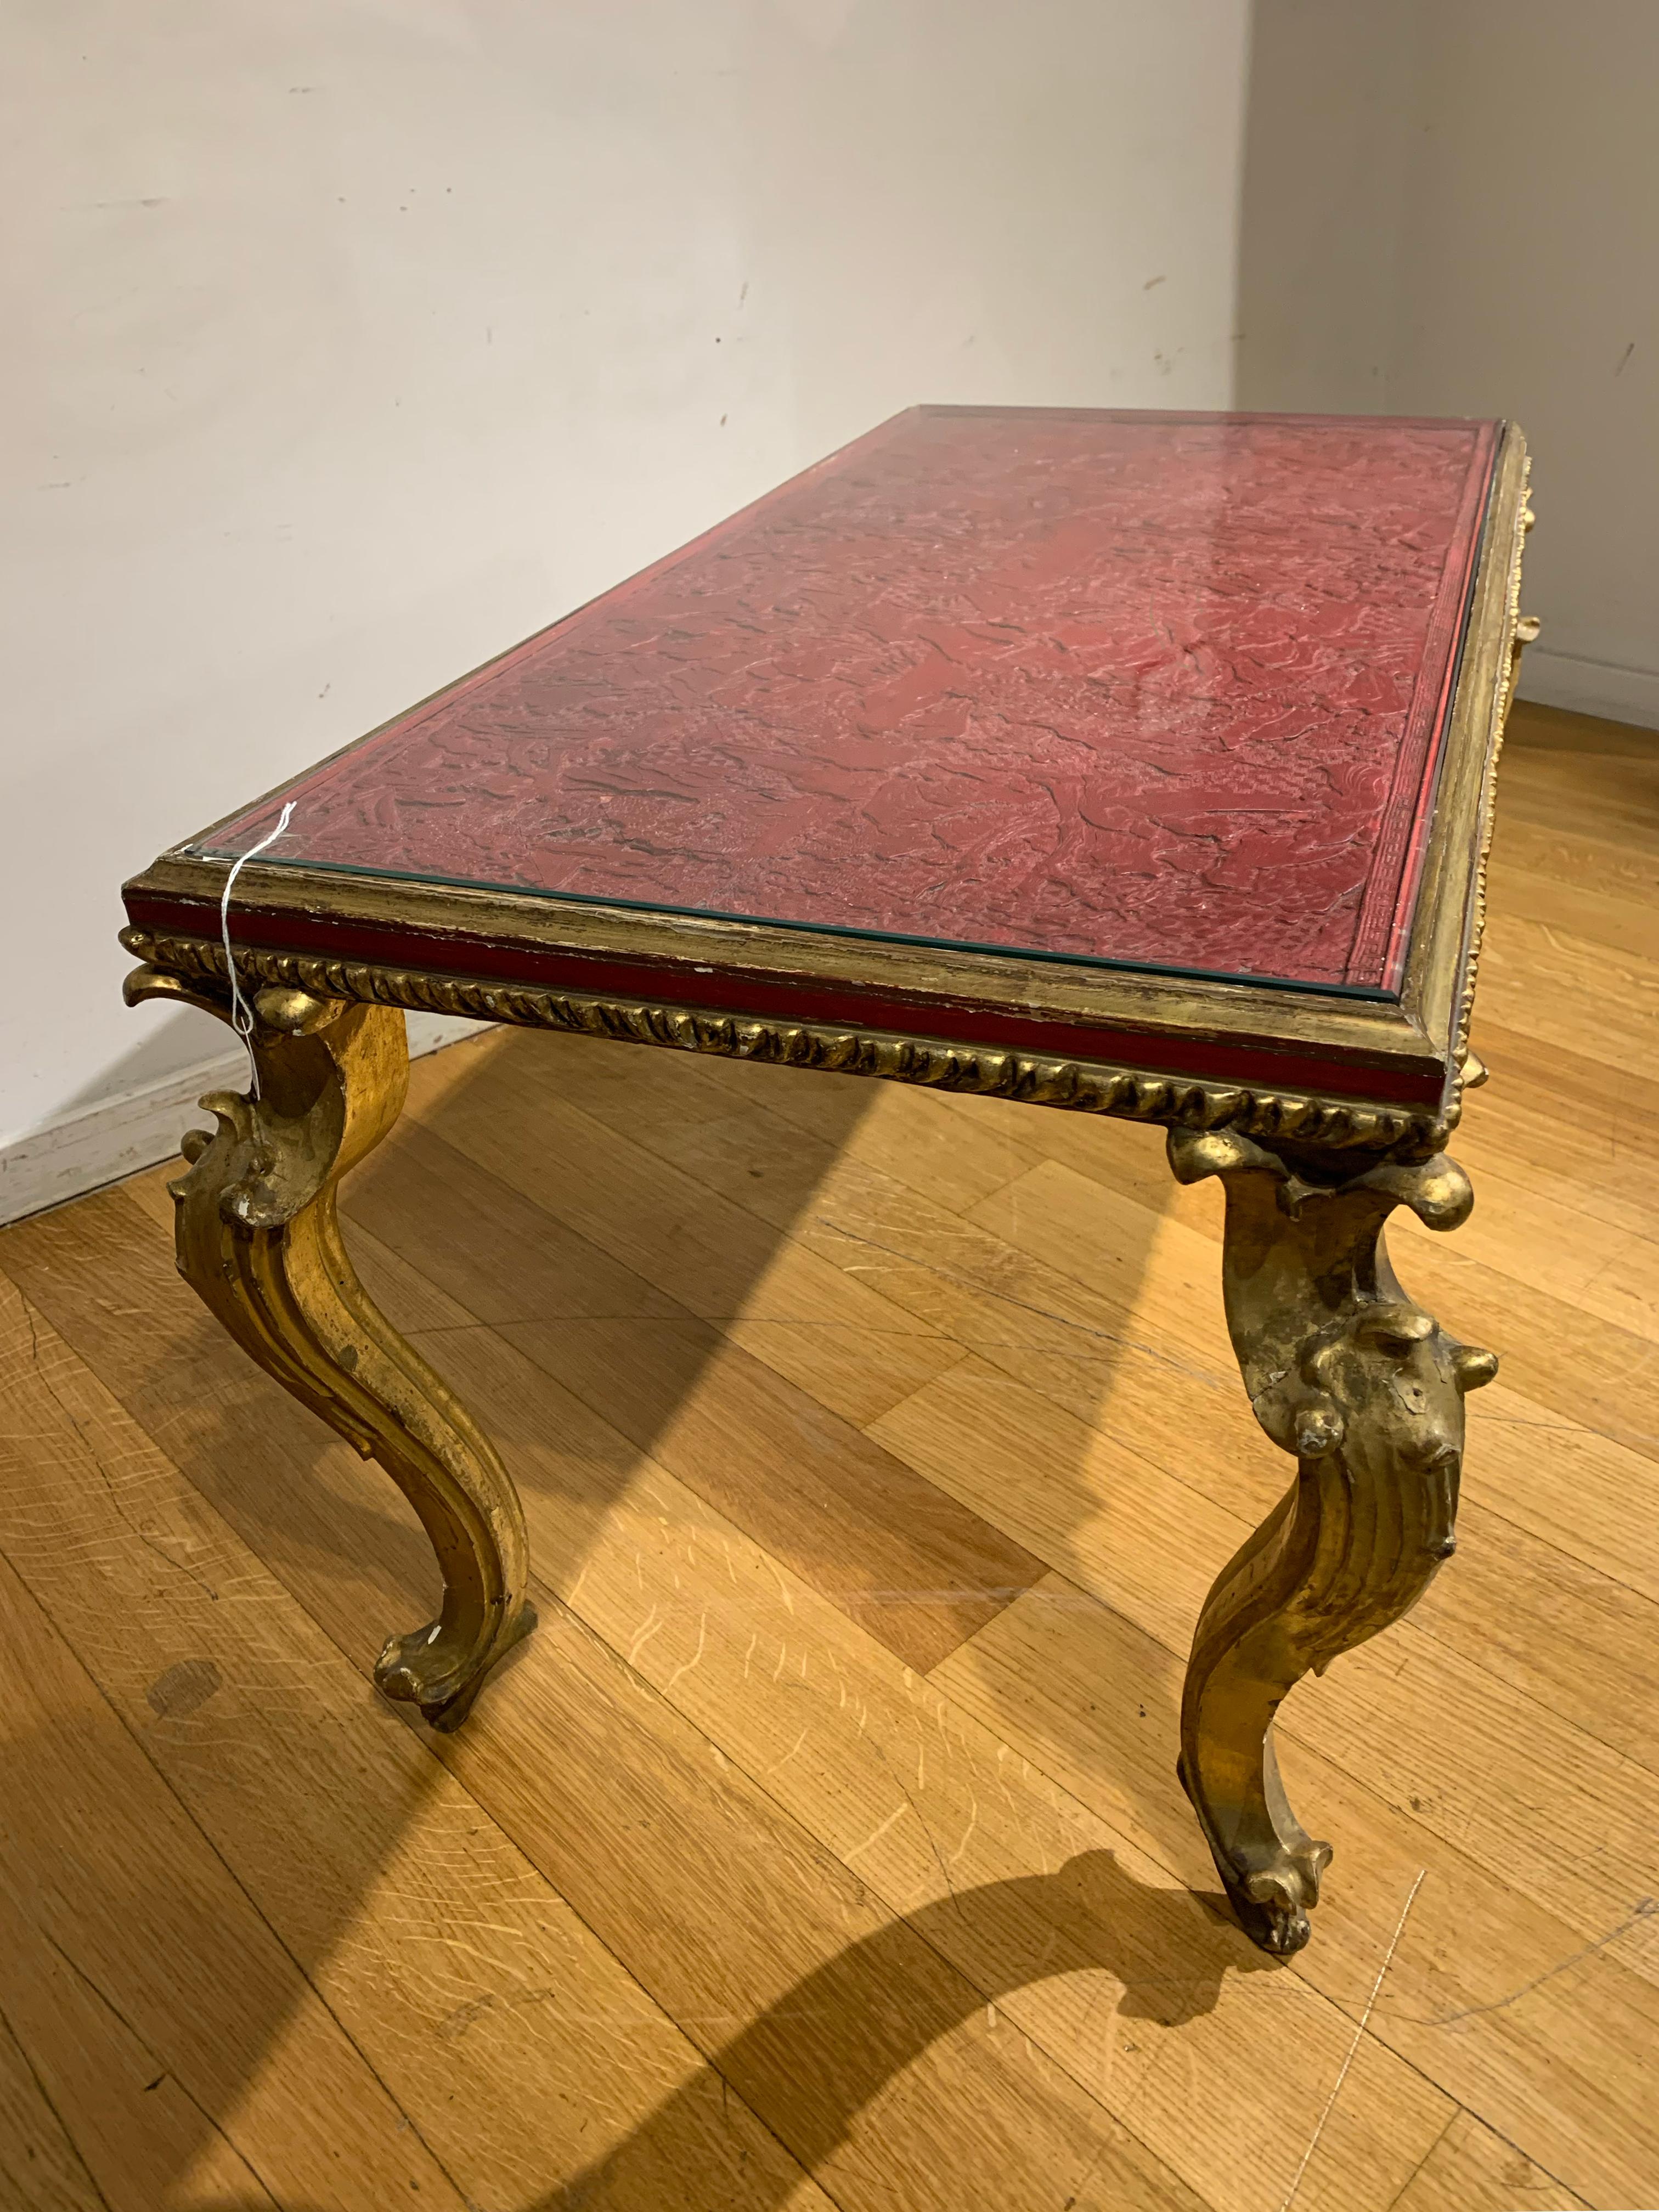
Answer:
[346, 1022, 1198, 1810]
[0, 1015, 1227, 2211]
[347, 1034, 1046, 1679]
[175, 1852, 1276, 2212]
[540, 1850, 1278, 2210]
[348, 1014, 1220, 1796]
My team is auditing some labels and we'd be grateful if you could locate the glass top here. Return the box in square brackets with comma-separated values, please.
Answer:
[199, 406, 1499, 995]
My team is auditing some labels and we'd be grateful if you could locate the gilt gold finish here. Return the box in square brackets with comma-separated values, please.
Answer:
[114, 427, 1537, 1953]
[1446, 473, 1539, 1116]
[123, 961, 531, 1728]
[119, 926, 1440, 1155]
[1167, 1125, 1497, 1953]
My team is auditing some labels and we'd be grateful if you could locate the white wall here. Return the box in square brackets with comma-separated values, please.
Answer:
[1238, 0, 1659, 728]
[1, 0, 1251, 1181]
[1387, 1, 1659, 726]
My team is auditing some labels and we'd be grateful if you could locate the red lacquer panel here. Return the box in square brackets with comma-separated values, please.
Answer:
[201, 407, 1498, 992]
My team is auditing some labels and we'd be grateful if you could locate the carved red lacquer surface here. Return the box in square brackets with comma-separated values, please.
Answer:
[202, 407, 1499, 991]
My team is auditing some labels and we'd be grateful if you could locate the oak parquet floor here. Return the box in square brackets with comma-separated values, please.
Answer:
[0, 702, 1653, 2209]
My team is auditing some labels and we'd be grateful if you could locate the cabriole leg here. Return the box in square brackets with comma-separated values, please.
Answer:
[125, 963, 531, 1729]
[1167, 1126, 1496, 1954]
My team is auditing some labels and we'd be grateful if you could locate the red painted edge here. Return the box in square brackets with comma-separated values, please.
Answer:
[123, 887, 1448, 1110]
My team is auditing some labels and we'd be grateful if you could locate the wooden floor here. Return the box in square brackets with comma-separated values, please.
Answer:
[3, 700, 1657, 2212]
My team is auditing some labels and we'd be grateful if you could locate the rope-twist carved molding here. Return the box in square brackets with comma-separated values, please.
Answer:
[121, 926, 1446, 1156]
[1448, 454, 1536, 1119]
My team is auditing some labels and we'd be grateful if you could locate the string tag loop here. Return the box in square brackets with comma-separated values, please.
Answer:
[218, 801, 295, 1100]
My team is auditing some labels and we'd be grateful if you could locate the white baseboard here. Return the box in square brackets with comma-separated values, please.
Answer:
[0, 1012, 492, 1230]
[1516, 646, 1659, 732]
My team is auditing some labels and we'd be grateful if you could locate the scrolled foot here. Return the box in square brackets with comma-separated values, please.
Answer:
[1238, 1860, 1323, 1959]
[377, 1601, 538, 1731]
[1177, 1752, 1329, 1954]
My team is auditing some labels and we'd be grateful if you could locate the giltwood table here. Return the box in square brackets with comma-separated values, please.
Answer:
[122, 406, 1534, 1956]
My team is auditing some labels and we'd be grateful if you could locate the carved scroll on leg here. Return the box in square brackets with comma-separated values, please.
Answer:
[125, 963, 531, 1728]
[1167, 1128, 1497, 1954]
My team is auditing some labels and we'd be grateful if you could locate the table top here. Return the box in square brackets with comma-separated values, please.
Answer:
[125, 407, 1531, 1147]
[201, 407, 1493, 994]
